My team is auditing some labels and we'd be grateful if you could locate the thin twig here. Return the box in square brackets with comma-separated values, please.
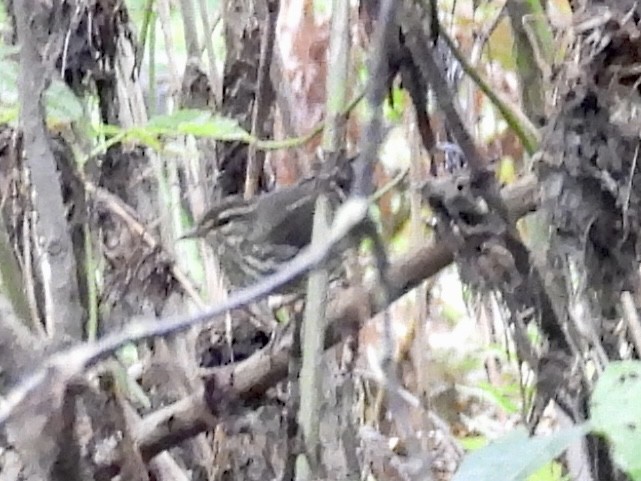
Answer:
[281, 316, 302, 481]
[352, 0, 397, 197]
[621, 292, 641, 356]
[402, 7, 516, 232]
[252, 91, 364, 151]
[197, 0, 222, 104]
[178, 0, 201, 59]
[157, 0, 181, 93]
[370, 166, 409, 203]
[135, 0, 156, 74]
[84, 182, 206, 308]
[402, 10, 486, 174]
[244, 0, 279, 199]
[22, 207, 43, 336]
[440, 26, 540, 154]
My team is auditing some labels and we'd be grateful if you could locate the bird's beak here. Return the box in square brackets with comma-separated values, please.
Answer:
[178, 226, 205, 240]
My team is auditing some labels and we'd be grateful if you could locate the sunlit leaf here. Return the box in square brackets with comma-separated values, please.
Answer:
[527, 461, 565, 481]
[498, 156, 517, 185]
[383, 87, 406, 123]
[548, 0, 572, 31]
[460, 435, 488, 452]
[487, 18, 515, 70]
[591, 361, 641, 481]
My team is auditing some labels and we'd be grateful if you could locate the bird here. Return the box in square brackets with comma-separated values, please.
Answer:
[181, 162, 353, 294]
[477, 240, 522, 292]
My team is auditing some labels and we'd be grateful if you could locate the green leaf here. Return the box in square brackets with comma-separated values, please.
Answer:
[0, 55, 82, 126]
[177, 114, 252, 141]
[95, 123, 124, 137]
[591, 361, 641, 480]
[497, 156, 517, 185]
[475, 381, 520, 414]
[126, 127, 164, 151]
[383, 87, 406, 123]
[460, 435, 488, 451]
[441, 302, 465, 324]
[45, 79, 84, 124]
[453, 425, 587, 481]
[147, 108, 211, 131]
[145, 109, 252, 141]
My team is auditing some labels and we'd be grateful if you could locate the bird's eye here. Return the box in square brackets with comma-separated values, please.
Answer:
[215, 211, 234, 227]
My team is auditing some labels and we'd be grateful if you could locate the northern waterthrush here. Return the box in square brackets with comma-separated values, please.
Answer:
[182, 168, 351, 294]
